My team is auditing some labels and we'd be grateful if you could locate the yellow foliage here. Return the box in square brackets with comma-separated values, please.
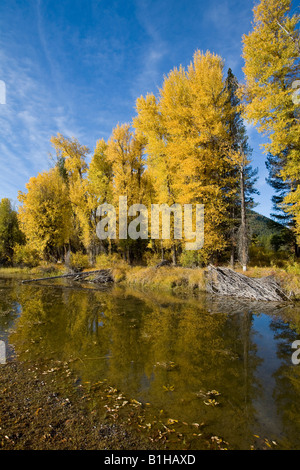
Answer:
[241, 0, 300, 239]
[17, 167, 72, 258]
[134, 51, 236, 257]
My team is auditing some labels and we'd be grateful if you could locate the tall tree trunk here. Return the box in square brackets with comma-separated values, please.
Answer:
[172, 243, 177, 266]
[88, 244, 96, 267]
[239, 167, 248, 272]
[161, 241, 164, 261]
[230, 244, 235, 269]
[230, 205, 236, 268]
[127, 245, 131, 265]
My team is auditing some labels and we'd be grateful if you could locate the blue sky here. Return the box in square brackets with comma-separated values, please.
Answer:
[0, 0, 284, 217]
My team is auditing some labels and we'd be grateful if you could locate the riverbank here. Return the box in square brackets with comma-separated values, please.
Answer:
[122, 264, 300, 299]
[1, 263, 299, 299]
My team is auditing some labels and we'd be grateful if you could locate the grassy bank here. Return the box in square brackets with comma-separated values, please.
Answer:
[1, 262, 300, 299]
[234, 265, 300, 299]
[112, 264, 300, 299]
[113, 265, 207, 292]
[0, 264, 66, 277]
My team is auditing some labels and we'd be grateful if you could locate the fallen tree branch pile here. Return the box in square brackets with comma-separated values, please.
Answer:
[21, 269, 114, 284]
[206, 265, 289, 302]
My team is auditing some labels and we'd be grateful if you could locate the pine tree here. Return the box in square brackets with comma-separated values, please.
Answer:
[266, 150, 299, 255]
[225, 68, 259, 270]
[241, 0, 300, 244]
[266, 151, 291, 224]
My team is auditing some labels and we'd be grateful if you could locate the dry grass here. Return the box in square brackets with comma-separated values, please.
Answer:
[0, 264, 66, 277]
[1, 261, 299, 299]
[122, 264, 299, 298]
[0, 267, 27, 275]
[235, 265, 300, 299]
[123, 265, 206, 292]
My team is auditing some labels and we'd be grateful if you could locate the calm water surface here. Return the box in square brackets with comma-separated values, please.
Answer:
[1, 275, 300, 449]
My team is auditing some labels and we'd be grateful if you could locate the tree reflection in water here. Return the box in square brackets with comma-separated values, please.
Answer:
[3, 279, 300, 449]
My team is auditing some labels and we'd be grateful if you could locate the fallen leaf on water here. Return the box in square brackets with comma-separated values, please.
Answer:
[131, 399, 142, 405]
[167, 418, 178, 425]
[204, 398, 219, 406]
[163, 385, 175, 392]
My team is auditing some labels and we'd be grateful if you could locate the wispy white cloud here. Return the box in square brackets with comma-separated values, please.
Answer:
[131, 0, 169, 98]
[0, 45, 81, 203]
[0, 0, 274, 217]
[0, 0, 94, 204]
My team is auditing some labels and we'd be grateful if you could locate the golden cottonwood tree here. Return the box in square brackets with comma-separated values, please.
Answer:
[105, 123, 148, 261]
[134, 71, 187, 263]
[184, 51, 236, 258]
[0, 198, 24, 265]
[86, 139, 114, 255]
[50, 134, 99, 261]
[106, 124, 146, 205]
[135, 68, 187, 207]
[241, 0, 300, 239]
[134, 51, 236, 262]
[17, 168, 72, 259]
[88, 138, 113, 206]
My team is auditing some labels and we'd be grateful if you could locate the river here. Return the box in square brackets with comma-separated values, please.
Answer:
[1, 275, 300, 450]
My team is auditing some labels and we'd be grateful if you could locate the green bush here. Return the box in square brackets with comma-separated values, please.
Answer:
[249, 244, 290, 267]
[286, 262, 300, 275]
[95, 252, 123, 268]
[143, 251, 161, 267]
[13, 244, 41, 268]
[69, 252, 90, 271]
[179, 250, 206, 268]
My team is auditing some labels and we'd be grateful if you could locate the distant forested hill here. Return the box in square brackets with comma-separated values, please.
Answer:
[248, 211, 286, 239]
[247, 210, 294, 258]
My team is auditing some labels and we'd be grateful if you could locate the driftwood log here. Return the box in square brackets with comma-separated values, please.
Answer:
[21, 269, 114, 284]
[206, 265, 289, 302]
[155, 260, 171, 269]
